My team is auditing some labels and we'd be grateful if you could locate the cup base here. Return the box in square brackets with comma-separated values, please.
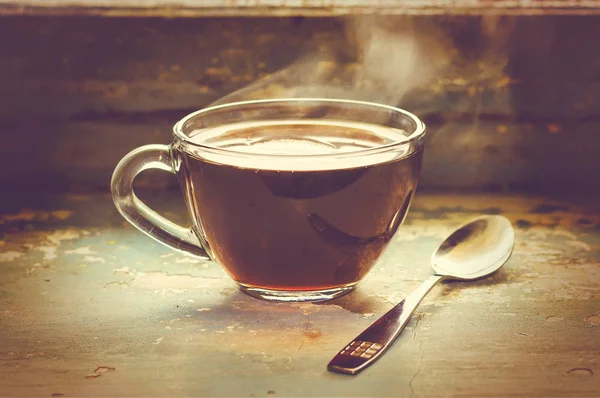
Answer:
[238, 283, 356, 302]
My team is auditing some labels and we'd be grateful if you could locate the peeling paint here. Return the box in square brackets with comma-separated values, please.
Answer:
[0, 192, 598, 396]
[95, 366, 115, 374]
[37, 246, 58, 261]
[65, 246, 96, 255]
[152, 337, 164, 345]
[85, 366, 115, 379]
[83, 255, 106, 263]
[0, 251, 23, 262]
[104, 281, 128, 289]
[113, 266, 133, 275]
[175, 257, 205, 264]
[131, 271, 223, 293]
[585, 312, 600, 326]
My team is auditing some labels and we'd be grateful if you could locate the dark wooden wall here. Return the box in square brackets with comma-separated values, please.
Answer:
[1, 14, 599, 195]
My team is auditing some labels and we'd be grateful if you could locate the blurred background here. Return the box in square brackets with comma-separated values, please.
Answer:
[2, 0, 600, 199]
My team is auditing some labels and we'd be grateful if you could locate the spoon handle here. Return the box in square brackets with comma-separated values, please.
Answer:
[327, 274, 444, 375]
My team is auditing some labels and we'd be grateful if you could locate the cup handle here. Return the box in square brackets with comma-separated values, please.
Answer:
[111, 144, 209, 259]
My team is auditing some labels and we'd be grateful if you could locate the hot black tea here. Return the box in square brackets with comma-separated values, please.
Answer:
[177, 119, 422, 293]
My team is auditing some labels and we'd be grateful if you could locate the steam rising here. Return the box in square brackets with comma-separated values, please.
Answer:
[212, 16, 454, 107]
[211, 15, 512, 115]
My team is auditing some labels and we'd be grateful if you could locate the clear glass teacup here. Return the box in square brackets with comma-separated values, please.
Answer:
[111, 98, 425, 302]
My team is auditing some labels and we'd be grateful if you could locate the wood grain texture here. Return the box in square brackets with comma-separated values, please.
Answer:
[3, 118, 600, 194]
[0, 193, 599, 396]
[4, 15, 599, 122]
[2, 0, 600, 16]
[2, 15, 600, 193]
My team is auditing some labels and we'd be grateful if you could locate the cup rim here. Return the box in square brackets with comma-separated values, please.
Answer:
[172, 98, 426, 159]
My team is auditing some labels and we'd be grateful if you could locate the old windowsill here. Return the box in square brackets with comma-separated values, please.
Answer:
[1, 0, 600, 16]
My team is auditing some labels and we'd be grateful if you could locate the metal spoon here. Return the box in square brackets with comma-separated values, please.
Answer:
[327, 215, 515, 375]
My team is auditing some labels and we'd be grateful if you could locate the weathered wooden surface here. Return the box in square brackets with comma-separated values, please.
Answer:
[1, 193, 599, 396]
[5, 118, 600, 194]
[2, 15, 600, 193]
[2, 0, 600, 16]
[5, 16, 600, 121]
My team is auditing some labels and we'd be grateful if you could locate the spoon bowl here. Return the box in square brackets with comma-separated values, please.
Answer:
[432, 215, 515, 280]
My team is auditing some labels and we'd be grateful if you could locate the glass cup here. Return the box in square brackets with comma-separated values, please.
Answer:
[111, 98, 425, 302]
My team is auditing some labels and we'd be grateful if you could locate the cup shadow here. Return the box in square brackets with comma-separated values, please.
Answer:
[321, 286, 387, 315]
[162, 283, 389, 332]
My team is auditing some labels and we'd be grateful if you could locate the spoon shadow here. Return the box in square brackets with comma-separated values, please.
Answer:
[436, 266, 508, 297]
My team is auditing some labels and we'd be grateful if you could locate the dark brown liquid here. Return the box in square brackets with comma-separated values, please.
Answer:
[177, 120, 422, 291]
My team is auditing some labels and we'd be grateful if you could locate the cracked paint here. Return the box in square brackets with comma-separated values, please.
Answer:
[0, 193, 598, 397]
[0, 251, 23, 262]
[585, 312, 600, 326]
